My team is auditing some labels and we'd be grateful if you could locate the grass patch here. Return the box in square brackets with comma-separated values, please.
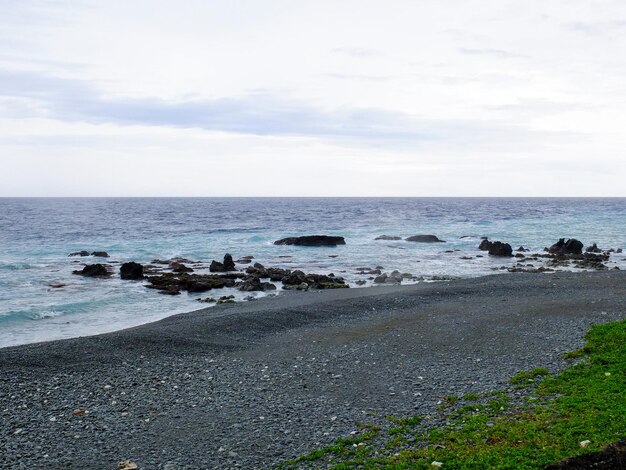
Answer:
[279, 319, 626, 469]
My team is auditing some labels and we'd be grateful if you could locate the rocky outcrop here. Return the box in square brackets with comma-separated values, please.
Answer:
[375, 235, 402, 241]
[73, 264, 111, 277]
[145, 272, 244, 295]
[209, 254, 237, 272]
[170, 262, 193, 273]
[274, 236, 346, 246]
[237, 277, 277, 292]
[405, 235, 446, 243]
[478, 239, 492, 251]
[120, 262, 144, 280]
[91, 251, 109, 258]
[68, 251, 89, 257]
[549, 238, 583, 255]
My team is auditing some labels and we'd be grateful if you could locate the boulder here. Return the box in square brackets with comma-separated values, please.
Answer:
[91, 251, 109, 258]
[375, 235, 402, 241]
[73, 264, 111, 277]
[120, 262, 144, 280]
[69, 251, 89, 257]
[516, 246, 529, 252]
[274, 235, 346, 246]
[209, 254, 237, 272]
[549, 238, 584, 255]
[488, 241, 513, 257]
[405, 235, 446, 243]
[223, 253, 236, 271]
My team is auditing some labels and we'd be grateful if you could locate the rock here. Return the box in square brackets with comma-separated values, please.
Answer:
[120, 262, 144, 280]
[48, 282, 66, 288]
[274, 235, 346, 246]
[170, 262, 193, 273]
[488, 241, 513, 257]
[355, 280, 366, 286]
[405, 235, 446, 243]
[68, 250, 89, 257]
[237, 277, 277, 292]
[549, 238, 584, 255]
[223, 253, 236, 271]
[91, 251, 109, 257]
[545, 439, 626, 470]
[72, 264, 111, 277]
[209, 254, 237, 272]
[516, 246, 529, 252]
[617, 248, 623, 253]
[375, 235, 402, 241]
[118, 461, 139, 470]
[479, 239, 492, 251]
[585, 243, 601, 253]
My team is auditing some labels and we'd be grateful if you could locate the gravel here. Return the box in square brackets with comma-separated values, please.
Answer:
[0, 271, 624, 469]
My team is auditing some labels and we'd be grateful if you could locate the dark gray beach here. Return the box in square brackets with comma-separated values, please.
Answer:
[1, 271, 625, 469]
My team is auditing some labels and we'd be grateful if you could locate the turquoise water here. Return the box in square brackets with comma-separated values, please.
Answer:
[0, 197, 624, 347]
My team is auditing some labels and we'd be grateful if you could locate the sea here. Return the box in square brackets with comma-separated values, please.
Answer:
[1, 197, 624, 348]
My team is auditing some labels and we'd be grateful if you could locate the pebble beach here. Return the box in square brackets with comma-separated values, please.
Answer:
[1, 271, 624, 469]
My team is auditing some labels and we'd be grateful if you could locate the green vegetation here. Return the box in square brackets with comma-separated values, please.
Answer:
[279, 319, 626, 469]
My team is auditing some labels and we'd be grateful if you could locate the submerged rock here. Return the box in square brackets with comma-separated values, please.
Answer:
[375, 235, 402, 241]
[68, 250, 89, 257]
[274, 235, 346, 246]
[120, 262, 144, 280]
[91, 251, 109, 258]
[405, 235, 446, 243]
[73, 264, 111, 277]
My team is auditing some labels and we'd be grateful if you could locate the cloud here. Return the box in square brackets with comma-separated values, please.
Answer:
[458, 47, 527, 59]
[332, 46, 383, 58]
[0, 68, 576, 151]
[565, 20, 626, 35]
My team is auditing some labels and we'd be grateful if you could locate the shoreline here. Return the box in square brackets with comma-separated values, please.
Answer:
[1, 271, 625, 468]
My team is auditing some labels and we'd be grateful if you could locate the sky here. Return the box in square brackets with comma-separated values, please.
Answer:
[1, 0, 625, 196]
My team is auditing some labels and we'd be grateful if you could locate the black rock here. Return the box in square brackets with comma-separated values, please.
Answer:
[274, 235, 346, 246]
[479, 239, 492, 251]
[91, 251, 109, 258]
[68, 251, 89, 257]
[223, 253, 236, 271]
[170, 262, 193, 273]
[585, 243, 601, 253]
[405, 235, 446, 243]
[210, 254, 237, 272]
[549, 238, 584, 255]
[488, 241, 513, 257]
[120, 262, 144, 280]
[375, 235, 402, 241]
[73, 264, 111, 277]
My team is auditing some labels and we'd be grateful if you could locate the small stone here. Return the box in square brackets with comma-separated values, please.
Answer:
[579, 440, 591, 448]
[431, 462, 443, 467]
[118, 461, 138, 470]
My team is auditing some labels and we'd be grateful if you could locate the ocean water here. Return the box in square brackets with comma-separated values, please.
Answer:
[0, 197, 624, 348]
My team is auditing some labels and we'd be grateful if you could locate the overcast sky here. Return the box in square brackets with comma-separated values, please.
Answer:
[1, 0, 625, 196]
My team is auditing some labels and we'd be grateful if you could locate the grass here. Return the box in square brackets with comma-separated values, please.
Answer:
[278, 319, 626, 469]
